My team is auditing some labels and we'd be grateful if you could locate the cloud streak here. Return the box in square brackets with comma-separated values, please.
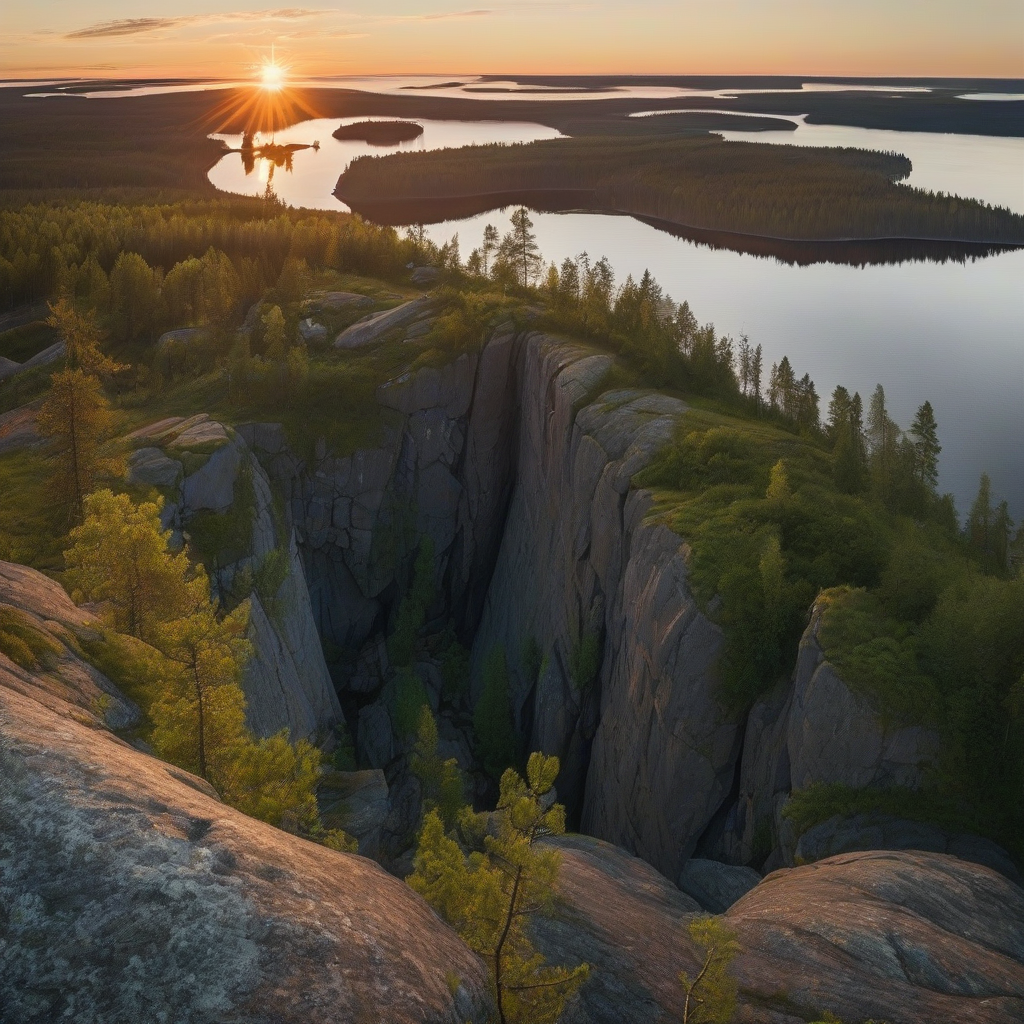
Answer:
[66, 9, 328, 40]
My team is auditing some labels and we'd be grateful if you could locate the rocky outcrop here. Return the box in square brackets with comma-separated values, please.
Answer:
[0, 630, 493, 1024]
[794, 812, 1022, 885]
[726, 851, 1024, 1023]
[242, 326, 521, 660]
[0, 561, 139, 731]
[334, 296, 433, 349]
[0, 400, 42, 454]
[537, 835, 1024, 1024]
[677, 858, 761, 913]
[716, 601, 942, 867]
[0, 340, 65, 382]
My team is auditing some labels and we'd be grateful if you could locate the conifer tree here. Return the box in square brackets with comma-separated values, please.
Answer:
[968, 472, 994, 555]
[410, 706, 464, 828]
[36, 369, 114, 524]
[262, 304, 287, 360]
[109, 251, 161, 343]
[64, 490, 196, 643]
[408, 753, 589, 1024]
[507, 207, 542, 289]
[909, 400, 941, 490]
[679, 916, 740, 1024]
[868, 384, 900, 503]
[152, 596, 252, 784]
[482, 224, 500, 276]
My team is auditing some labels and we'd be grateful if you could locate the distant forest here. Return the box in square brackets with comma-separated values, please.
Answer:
[337, 135, 1024, 243]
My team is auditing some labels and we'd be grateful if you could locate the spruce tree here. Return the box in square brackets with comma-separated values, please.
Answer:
[910, 400, 941, 490]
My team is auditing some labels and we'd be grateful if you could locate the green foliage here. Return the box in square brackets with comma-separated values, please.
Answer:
[408, 754, 589, 1024]
[679, 916, 740, 1024]
[637, 410, 889, 709]
[392, 667, 431, 739]
[569, 630, 601, 692]
[0, 449, 66, 570]
[65, 489, 197, 644]
[410, 705, 464, 828]
[474, 646, 517, 778]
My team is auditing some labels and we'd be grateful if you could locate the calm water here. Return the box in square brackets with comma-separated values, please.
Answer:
[204, 115, 1024, 519]
[208, 118, 563, 209]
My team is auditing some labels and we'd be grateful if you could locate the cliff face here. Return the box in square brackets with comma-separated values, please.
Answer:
[0, 569, 493, 1024]
[126, 415, 342, 744]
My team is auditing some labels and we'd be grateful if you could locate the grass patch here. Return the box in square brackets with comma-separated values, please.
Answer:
[0, 360, 56, 415]
[0, 447, 66, 570]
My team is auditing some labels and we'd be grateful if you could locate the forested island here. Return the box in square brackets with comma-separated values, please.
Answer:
[332, 120, 425, 145]
[336, 135, 1024, 243]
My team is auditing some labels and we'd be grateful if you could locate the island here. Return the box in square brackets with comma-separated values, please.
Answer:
[332, 120, 425, 145]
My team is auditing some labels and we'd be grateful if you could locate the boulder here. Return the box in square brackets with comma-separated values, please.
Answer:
[127, 446, 182, 489]
[0, 641, 493, 1024]
[334, 297, 433, 350]
[794, 812, 1022, 885]
[157, 327, 207, 350]
[181, 439, 242, 513]
[726, 851, 1024, 1023]
[0, 401, 43, 454]
[677, 858, 761, 913]
[298, 318, 327, 346]
[171, 418, 231, 449]
[410, 266, 441, 286]
[0, 340, 65, 379]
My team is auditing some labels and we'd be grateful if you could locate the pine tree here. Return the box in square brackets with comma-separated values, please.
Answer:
[262, 304, 287, 360]
[45, 297, 122, 375]
[408, 754, 589, 1024]
[64, 489, 197, 643]
[968, 473, 994, 555]
[482, 224, 499, 276]
[152, 597, 252, 784]
[868, 384, 900, 503]
[750, 344, 763, 411]
[36, 368, 114, 524]
[508, 207, 542, 288]
[679, 916, 740, 1024]
[410, 706, 464, 828]
[909, 400, 941, 490]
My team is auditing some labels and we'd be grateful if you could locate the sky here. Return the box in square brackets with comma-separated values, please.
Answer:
[1, 0, 1022, 80]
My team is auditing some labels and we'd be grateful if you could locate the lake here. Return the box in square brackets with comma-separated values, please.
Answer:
[204, 113, 1023, 519]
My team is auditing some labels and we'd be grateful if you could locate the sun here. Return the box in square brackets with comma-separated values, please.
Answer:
[259, 61, 286, 91]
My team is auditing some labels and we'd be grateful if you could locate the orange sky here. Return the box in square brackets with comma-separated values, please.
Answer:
[2, 2, 1022, 79]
